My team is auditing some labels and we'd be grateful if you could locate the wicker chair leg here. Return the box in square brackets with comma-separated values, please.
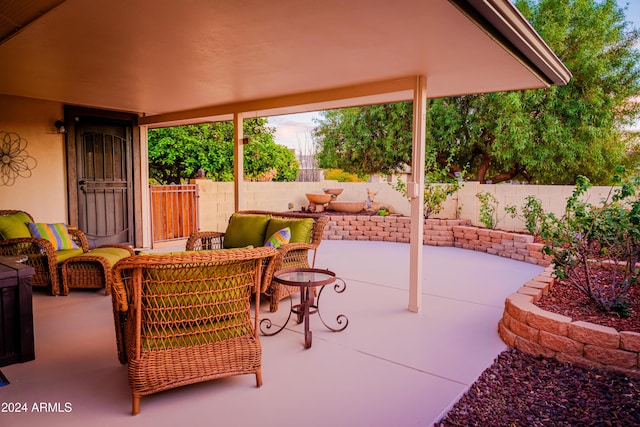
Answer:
[269, 295, 279, 312]
[256, 370, 263, 387]
[132, 396, 140, 416]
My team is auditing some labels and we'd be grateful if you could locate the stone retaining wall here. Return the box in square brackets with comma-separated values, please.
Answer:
[323, 215, 551, 266]
[498, 267, 640, 378]
[323, 214, 638, 376]
[453, 225, 552, 267]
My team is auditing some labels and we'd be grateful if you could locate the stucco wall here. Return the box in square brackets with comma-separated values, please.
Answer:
[0, 95, 68, 222]
[193, 179, 621, 234]
[193, 179, 413, 231]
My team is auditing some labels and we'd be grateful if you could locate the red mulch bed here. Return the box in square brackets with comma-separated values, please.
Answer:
[436, 267, 640, 426]
[535, 269, 640, 332]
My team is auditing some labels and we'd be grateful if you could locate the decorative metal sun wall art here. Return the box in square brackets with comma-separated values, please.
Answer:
[0, 131, 38, 186]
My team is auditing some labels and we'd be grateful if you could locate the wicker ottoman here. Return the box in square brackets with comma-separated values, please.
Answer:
[61, 245, 134, 296]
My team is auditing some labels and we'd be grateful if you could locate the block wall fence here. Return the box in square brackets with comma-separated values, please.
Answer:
[191, 179, 617, 234]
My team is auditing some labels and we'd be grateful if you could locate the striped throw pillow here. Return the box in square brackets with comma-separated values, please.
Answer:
[264, 227, 291, 249]
[27, 223, 79, 250]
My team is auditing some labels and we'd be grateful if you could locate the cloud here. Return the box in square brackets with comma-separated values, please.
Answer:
[268, 112, 322, 150]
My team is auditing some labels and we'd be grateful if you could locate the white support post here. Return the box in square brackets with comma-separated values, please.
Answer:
[233, 112, 244, 212]
[139, 125, 152, 249]
[409, 76, 427, 313]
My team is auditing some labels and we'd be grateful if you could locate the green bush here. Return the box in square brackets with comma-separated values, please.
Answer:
[523, 170, 640, 315]
[390, 179, 459, 219]
[324, 169, 368, 182]
[505, 195, 546, 238]
[476, 192, 498, 229]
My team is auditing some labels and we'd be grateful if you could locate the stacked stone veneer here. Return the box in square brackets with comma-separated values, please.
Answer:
[499, 266, 640, 378]
[322, 216, 551, 267]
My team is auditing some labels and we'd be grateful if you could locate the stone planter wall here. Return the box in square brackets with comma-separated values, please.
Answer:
[498, 267, 640, 378]
[452, 226, 552, 267]
[323, 215, 551, 267]
[322, 215, 472, 245]
[322, 214, 638, 376]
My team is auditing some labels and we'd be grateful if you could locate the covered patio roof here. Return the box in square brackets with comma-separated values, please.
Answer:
[0, 0, 570, 125]
[0, 0, 570, 312]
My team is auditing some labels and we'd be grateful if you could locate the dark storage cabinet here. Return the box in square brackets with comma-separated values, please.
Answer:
[0, 258, 34, 367]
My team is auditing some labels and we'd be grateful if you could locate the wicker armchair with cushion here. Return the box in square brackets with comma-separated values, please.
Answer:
[186, 210, 329, 312]
[110, 247, 278, 415]
[0, 210, 89, 295]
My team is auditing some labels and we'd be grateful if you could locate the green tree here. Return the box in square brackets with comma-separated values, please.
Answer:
[148, 119, 297, 184]
[315, 103, 413, 174]
[314, 0, 640, 185]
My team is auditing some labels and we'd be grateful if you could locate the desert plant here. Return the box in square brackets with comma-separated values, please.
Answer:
[476, 191, 499, 229]
[525, 171, 640, 315]
[390, 179, 459, 219]
[505, 195, 547, 238]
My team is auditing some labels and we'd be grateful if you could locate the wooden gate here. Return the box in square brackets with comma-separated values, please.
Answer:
[149, 184, 199, 244]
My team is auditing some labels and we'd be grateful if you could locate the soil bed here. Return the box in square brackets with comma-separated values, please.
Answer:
[436, 269, 640, 426]
[435, 348, 640, 426]
[535, 272, 640, 332]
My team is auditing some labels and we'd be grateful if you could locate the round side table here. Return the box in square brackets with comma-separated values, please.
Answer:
[260, 268, 348, 348]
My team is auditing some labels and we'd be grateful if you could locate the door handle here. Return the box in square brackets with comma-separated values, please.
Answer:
[79, 180, 86, 192]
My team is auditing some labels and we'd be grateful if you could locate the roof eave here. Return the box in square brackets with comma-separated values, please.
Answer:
[450, 0, 571, 86]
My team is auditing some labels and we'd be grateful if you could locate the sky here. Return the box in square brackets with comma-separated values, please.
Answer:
[268, 1, 640, 152]
[267, 112, 321, 154]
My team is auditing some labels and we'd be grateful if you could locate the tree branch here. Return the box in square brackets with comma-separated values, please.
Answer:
[487, 166, 520, 184]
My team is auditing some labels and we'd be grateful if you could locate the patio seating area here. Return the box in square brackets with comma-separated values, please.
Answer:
[1, 240, 542, 427]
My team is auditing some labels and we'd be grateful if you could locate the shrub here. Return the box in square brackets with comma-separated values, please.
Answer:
[525, 171, 640, 315]
[476, 191, 498, 229]
[505, 195, 547, 238]
[324, 169, 368, 182]
[390, 179, 459, 219]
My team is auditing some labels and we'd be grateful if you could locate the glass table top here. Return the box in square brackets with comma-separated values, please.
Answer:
[274, 268, 336, 286]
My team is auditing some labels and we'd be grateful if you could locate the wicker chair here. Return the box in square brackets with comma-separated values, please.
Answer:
[110, 247, 278, 415]
[0, 210, 89, 295]
[186, 210, 329, 312]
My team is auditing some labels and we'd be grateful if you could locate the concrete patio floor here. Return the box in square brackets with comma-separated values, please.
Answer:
[1, 240, 543, 427]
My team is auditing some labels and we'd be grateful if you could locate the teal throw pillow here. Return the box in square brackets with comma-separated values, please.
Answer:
[223, 214, 271, 249]
[264, 227, 291, 248]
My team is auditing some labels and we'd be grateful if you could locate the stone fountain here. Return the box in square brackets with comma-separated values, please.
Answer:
[323, 188, 365, 213]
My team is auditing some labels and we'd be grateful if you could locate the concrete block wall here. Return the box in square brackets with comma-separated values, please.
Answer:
[499, 267, 640, 378]
[323, 215, 412, 243]
[191, 179, 619, 235]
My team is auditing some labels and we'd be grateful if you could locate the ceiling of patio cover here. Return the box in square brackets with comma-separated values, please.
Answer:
[0, 0, 570, 125]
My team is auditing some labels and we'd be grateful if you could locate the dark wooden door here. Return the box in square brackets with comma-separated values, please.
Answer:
[75, 120, 133, 246]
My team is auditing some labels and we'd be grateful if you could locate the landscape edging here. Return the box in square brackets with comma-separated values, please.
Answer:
[323, 215, 639, 375]
[498, 266, 640, 378]
[322, 215, 552, 267]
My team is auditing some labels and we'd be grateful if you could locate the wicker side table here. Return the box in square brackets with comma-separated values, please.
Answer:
[61, 245, 134, 296]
